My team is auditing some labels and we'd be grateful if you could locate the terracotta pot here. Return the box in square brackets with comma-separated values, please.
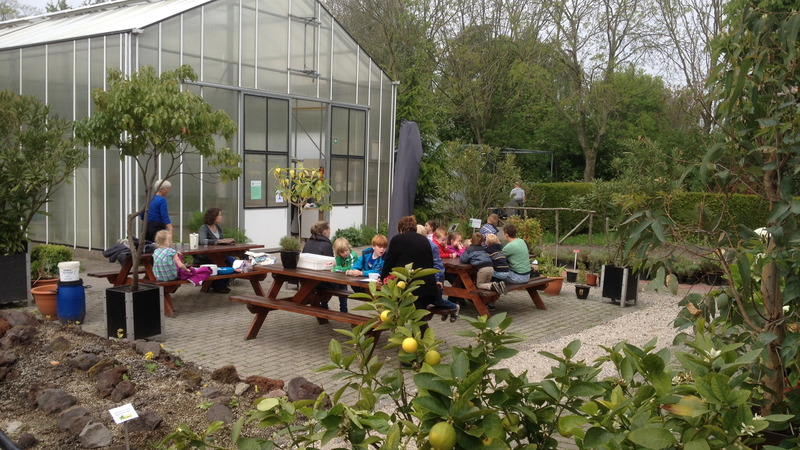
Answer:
[586, 273, 598, 286]
[31, 285, 59, 320]
[543, 277, 565, 296]
[32, 277, 59, 289]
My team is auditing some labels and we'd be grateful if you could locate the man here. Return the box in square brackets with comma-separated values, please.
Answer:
[509, 181, 525, 216]
[502, 223, 531, 284]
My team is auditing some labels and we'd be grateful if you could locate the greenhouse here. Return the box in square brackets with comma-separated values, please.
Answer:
[0, 0, 397, 250]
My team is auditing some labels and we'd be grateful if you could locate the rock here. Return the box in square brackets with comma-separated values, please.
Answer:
[42, 336, 71, 352]
[210, 365, 239, 384]
[35, 389, 78, 414]
[181, 368, 203, 387]
[110, 380, 136, 402]
[5, 420, 25, 435]
[127, 411, 163, 432]
[244, 375, 284, 393]
[1, 310, 38, 327]
[205, 403, 234, 423]
[95, 366, 128, 398]
[17, 432, 38, 449]
[79, 344, 106, 354]
[87, 357, 117, 380]
[68, 416, 94, 436]
[134, 340, 162, 358]
[234, 382, 250, 396]
[264, 389, 286, 398]
[58, 406, 90, 430]
[0, 350, 17, 366]
[286, 377, 328, 405]
[70, 353, 101, 371]
[200, 386, 222, 399]
[0, 318, 10, 338]
[0, 326, 37, 349]
[79, 422, 112, 448]
[0, 366, 8, 381]
[5, 368, 19, 380]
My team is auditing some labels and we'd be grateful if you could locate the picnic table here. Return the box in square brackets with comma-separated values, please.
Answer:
[89, 243, 268, 316]
[442, 259, 551, 317]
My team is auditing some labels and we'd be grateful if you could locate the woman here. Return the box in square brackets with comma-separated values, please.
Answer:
[196, 207, 235, 293]
[142, 179, 172, 242]
[302, 221, 348, 312]
[380, 216, 438, 310]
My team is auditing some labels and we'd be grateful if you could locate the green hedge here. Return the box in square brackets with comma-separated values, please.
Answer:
[525, 183, 593, 234]
[525, 183, 770, 238]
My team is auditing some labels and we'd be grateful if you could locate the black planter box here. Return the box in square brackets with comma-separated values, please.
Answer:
[601, 265, 638, 307]
[104, 284, 164, 340]
[0, 250, 30, 305]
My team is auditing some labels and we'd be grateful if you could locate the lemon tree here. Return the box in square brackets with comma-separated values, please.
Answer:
[271, 163, 332, 237]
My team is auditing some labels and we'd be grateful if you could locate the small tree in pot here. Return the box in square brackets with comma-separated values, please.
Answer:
[75, 65, 240, 292]
[271, 163, 332, 239]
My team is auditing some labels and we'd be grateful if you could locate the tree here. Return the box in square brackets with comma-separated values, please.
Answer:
[533, 0, 657, 181]
[45, 0, 68, 12]
[0, 90, 87, 255]
[271, 163, 332, 239]
[430, 142, 520, 221]
[0, 0, 39, 19]
[74, 65, 240, 291]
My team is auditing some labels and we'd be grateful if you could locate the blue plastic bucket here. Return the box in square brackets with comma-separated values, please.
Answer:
[57, 279, 86, 325]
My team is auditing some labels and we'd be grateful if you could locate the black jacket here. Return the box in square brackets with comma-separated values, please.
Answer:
[381, 231, 437, 308]
[302, 234, 333, 256]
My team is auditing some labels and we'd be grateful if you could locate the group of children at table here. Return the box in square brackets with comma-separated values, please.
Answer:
[302, 218, 513, 322]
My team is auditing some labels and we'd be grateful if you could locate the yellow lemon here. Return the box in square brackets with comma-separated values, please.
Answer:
[424, 350, 441, 366]
[429, 422, 456, 450]
[380, 310, 391, 323]
[401, 337, 418, 353]
[397, 281, 407, 290]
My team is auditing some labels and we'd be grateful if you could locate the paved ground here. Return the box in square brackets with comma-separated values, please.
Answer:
[25, 248, 642, 396]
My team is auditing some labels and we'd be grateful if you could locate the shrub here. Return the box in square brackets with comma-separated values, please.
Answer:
[503, 216, 542, 252]
[278, 236, 301, 252]
[333, 226, 362, 246]
[30, 244, 73, 279]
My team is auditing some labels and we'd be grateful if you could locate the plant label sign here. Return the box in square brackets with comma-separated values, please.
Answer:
[109, 403, 139, 424]
[470, 218, 481, 228]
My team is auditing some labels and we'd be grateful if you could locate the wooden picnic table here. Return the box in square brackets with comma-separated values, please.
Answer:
[442, 259, 551, 317]
[231, 265, 377, 340]
[88, 243, 268, 316]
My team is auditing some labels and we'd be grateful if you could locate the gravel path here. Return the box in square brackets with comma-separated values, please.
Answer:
[497, 285, 702, 381]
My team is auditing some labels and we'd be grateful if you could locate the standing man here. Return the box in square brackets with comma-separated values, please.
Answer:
[510, 181, 525, 216]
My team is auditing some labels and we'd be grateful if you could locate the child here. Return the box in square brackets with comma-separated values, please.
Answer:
[347, 234, 388, 277]
[417, 225, 460, 321]
[153, 230, 210, 287]
[447, 231, 465, 257]
[425, 219, 438, 241]
[460, 232, 506, 294]
[331, 237, 357, 313]
[485, 234, 509, 293]
[434, 228, 457, 259]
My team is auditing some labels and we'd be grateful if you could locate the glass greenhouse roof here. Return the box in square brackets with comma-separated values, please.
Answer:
[0, 0, 212, 50]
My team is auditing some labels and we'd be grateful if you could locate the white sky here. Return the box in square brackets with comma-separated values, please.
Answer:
[19, 0, 79, 15]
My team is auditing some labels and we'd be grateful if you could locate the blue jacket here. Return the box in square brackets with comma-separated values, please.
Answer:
[429, 240, 445, 283]
[460, 244, 493, 270]
[352, 247, 385, 275]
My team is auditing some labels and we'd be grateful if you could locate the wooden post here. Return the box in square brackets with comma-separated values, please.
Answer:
[589, 213, 593, 245]
[605, 217, 610, 247]
[555, 211, 559, 246]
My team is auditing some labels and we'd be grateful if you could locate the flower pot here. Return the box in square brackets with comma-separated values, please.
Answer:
[31, 285, 59, 320]
[280, 251, 300, 269]
[543, 277, 565, 296]
[586, 273, 598, 286]
[601, 264, 638, 307]
[105, 284, 164, 340]
[32, 277, 59, 289]
[0, 248, 30, 305]
[565, 270, 578, 283]
[575, 285, 591, 299]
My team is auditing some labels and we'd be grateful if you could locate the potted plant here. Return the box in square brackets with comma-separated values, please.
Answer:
[74, 65, 241, 336]
[537, 255, 566, 296]
[575, 263, 591, 299]
[585, 259, 600, 286]
[272, 164, 332, 240]
[279, 235, 302, 269]
[30, 244, 73, 287]
[0, 91, 87, 305]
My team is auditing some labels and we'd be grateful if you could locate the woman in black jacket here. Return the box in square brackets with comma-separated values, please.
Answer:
[380, 215, 438, 310]
[302, 221, 347, 312]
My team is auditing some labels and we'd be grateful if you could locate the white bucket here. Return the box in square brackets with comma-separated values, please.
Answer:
[58, 261, 81, 282]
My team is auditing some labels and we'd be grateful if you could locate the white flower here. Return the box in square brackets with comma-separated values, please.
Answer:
[783, 305, 790, 313]
[755, 227, 771, 240]
[706, 348, 721, 362]
[753, 413, 764, 421]
[740, 423, 755, 436]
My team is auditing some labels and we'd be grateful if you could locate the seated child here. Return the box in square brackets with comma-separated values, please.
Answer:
[331, 237, 357, 313]
[347, 234, 388, 277]
[447, 231, 465, 257]
[417, 225, 460, 321]
[486, 234, 509, 290]
[460, 232, 506, 294]
[434, 228, 457, 259]
[153, 230, 211, 287]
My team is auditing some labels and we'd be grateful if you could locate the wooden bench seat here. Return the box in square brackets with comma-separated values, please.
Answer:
[230, 294, 381, 342]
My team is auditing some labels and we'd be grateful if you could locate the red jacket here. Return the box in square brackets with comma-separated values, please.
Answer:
[436, 241, 454, 259]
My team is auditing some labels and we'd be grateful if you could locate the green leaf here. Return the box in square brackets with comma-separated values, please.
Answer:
[414, 373, 453, 396]
[256, 397, 280, 411]
[683, 439, 711, 450]
[584, 427, 615, 447]
[557, 415, 587, 437]
[626, 426, 677, 448]
[566, 381, 605, 397]
[413, 395, 449, 417]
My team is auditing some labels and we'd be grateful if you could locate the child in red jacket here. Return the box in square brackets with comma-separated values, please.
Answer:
[434, 228, 457, 259]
